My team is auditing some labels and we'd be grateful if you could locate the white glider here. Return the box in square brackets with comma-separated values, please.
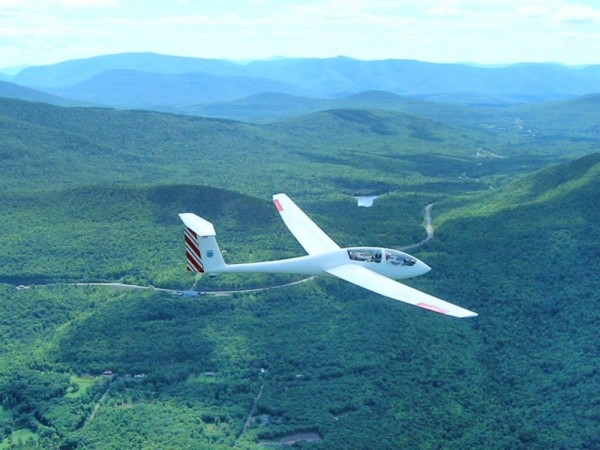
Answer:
[179, 194, 477, 318]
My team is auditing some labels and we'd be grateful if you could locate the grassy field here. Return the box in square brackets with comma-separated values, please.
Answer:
[66, 375, 99, 399]
[0, 429, 38, 449]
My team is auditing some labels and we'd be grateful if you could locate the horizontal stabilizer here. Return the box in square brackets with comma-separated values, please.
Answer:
[179, 213, 216, 237]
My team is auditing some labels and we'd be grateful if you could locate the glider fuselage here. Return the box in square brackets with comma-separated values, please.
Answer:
[209, 247, 431, 280]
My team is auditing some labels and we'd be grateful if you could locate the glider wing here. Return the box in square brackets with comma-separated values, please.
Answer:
[327, 264, 478, 318]
[273, 193, 340, 255]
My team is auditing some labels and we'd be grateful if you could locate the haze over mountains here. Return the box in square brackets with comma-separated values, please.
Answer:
[2, 53, 600, 119]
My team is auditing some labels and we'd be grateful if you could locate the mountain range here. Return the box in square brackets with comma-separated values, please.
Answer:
[2, 53, 600, 116]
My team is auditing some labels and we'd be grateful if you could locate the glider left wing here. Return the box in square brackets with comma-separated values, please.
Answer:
[273, 193, 340, 255]
[327, 264, 478, 318]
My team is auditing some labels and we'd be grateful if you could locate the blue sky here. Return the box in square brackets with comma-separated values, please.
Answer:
[1, 0, 599, 68]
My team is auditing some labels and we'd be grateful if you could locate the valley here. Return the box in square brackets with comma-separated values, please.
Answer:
[0, 57, 598, 448]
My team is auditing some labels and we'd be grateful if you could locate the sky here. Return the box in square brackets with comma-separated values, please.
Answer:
[1, 0, 600, 69]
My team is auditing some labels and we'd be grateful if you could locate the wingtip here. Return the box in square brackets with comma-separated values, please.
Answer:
[443, 307, 478, 319]
[272, 193, 291, 212]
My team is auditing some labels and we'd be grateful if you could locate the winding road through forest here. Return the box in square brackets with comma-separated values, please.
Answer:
[398, 203, 435, 251]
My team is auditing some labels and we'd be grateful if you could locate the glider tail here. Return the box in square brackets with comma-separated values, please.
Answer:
[179, 213, 227, 274]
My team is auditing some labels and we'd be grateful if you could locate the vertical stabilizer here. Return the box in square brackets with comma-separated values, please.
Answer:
[179, 213, 227, 273]
[184, 226, 204, 272]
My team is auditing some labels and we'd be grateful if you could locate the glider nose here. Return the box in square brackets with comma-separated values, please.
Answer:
[416, 260, 431, 276]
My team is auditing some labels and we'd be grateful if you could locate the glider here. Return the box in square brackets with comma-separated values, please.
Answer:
[179, 194, 477, 318]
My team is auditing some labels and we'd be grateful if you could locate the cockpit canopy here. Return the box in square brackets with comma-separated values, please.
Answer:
[347, 247, 417, 266]
[385, 249, 417, 266]
[347, 247, 382, 263]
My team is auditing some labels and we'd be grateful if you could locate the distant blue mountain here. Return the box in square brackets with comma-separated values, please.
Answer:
[13, 52, 242, 89]
[9, 53, 600, 110]
[189, 90, 446, 123]
[46, 69, 308, 108]
[241, 58, 600, 99]
[0, 80, 86, 106]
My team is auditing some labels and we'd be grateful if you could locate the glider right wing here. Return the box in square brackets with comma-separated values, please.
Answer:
[327, 264, 478, 318]
[273, 193, 340, 255]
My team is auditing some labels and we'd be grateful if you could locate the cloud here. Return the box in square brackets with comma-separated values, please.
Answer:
[1, 0, 599, 66]
[57, 0, 119, 7]
[0, 0, 118, 9]
[556, 3, 600, 23]
[517, 5, 549, 18]
[427, 5, 463, 17]
[0, 0, 28, 7]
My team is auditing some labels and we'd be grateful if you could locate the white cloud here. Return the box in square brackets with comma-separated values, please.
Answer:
[0, 0, 118, 9]
[0, 0, 599, 67]
[517, 5, 549, 17]
[556, 3, 600, 23]
[57, 0, 119, 7]
[0, 0, 28, 7]
[427, 5, 463, 17]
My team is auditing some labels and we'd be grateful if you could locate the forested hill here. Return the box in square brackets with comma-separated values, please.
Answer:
[423, 153, 600, 449]
[0, 152, 598, 448]
[439, 152, 600, 216]
[497, 151, 600, 204]
[0, 91, 599, 447]
[3, 96, 583, 198]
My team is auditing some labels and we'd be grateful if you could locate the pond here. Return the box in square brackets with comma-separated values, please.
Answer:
[354, 195, 380, 207]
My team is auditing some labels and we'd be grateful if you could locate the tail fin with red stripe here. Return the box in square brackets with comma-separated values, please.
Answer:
[179, 213, 226, 274]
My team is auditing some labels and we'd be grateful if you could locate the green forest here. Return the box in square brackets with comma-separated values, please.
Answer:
[0, 96, 598, 449]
